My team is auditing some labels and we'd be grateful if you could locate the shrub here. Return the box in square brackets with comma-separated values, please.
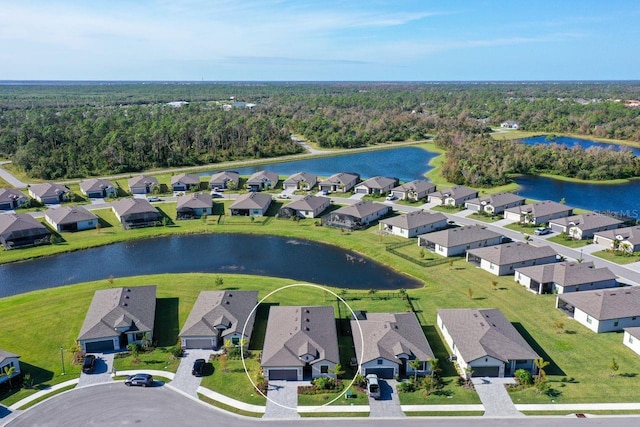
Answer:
[514, 369, 533, 386]
[396, 380, 416, 393]
[169, 345, 184, 358]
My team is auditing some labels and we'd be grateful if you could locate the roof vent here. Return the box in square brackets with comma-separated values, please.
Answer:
[305, 327, 310, 331]
[226, 301, 230, 304]
[479, 322, 484, 326]
[125, 296, 129, 299]
[127, 288, 131, 292]
[306, 318, 310, 322]
[122, 303, 127, 307]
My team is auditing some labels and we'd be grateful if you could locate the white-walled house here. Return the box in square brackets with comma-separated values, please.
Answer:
[549, 213, 622, 240]
[466, 242, 558, 276]
[354, 176, 398, 195]
[0, 350, 21, 385]
[44, 206, 98, 232]
[379, 211, 448, 238]
[623, 328, 640, 356]
[283, 172, 318, 191]
[229, 192, 272, 217]
[515, 261, 618, 294]
[504, 201, 573, 226]
[417, 225, 503, 257]
[391, 180, 435, 201]
[428, 186, 478, 207]
[278, 195, 330, 219]
[465, 192, 526, 215]
[593, 226, 640, 253]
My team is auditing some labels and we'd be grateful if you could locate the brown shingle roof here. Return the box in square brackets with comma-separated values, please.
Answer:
[29, 183, 70, 199]
[0, 213, 48, 238]
[171, 173, 200, 186]
[392, 180, 435, 194]
[596, 226, 640, 246]
[558, 287, 640, 320]
[428, 185, 477, 200]
[358, 176, 397, 190]
[111, 198, 158, 217]
[80, 179, 115, 194]
[180, 291, 258, 339]
[505, 200, 573, 218]
[465, 192, 525, 208]
[284, 195, 329, 211]
[229, 192, 272, 210]
[176, 193, 213, 210]
[284, 172, 318, 185]
[127, 175, 158, 189]
[0, 188, 27, 204]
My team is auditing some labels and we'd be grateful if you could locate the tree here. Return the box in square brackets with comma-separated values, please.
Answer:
[467, 287, 473, 300]
[2, 365, 16, 389]
[610, 358, 619, 377]
[107, 275, 114, 287]
[554, 321, 565, 334]
[534, 357, 550, 383]
[491, 280, 498, 291]
[127, 343, 139, 362]
[409, 358, 422, 382]
[214, 276, 224, 287]
[141, 332, 152, 351]
[329, 363, 345, 379]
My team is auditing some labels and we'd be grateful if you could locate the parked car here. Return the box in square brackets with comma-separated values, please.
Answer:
[192, 358, 206, 376]
[385, 194, 396, 201]
[147, 196, 160, 202]
[278, 193, 291, 199]
[82, 354, 96, 374]
[366, 374, 381, 400]
[124, 373, 153, 387]
[211, 192, 224, 198]
[534, 227, 551, 236]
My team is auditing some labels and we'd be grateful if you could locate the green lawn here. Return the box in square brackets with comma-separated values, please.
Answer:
[546, 235, 592, 248]
[199, 354, 266, 406]
[113, 348, 181, 372]
[468, 213, 503, 223]
[592, 250, 640, 265]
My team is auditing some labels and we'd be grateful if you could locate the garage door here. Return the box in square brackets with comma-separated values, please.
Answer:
[365, 368, 395, 379]
[471, 366, 500, 377]
[184, 339, 212, 349]
[268, 369, 298, 381]
[85, 340, 115, 353]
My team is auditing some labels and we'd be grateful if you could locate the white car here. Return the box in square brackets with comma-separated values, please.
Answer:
[278, 193, 291, 199]
[147, 196, 160, 202]
[385, 194, 396, 201]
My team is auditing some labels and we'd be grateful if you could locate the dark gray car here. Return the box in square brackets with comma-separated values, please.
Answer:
[124, 373, 153, 387]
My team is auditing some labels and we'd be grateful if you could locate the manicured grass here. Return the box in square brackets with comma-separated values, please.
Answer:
[468, 213, 502, 223]
[298, 384, 368, 406]
[397, 379, 481, 405]
[546, 236, 592, 248]
[592, 250, 640, 265]
[504, 222, 541, 235]
[200, 353, 266, 406]
[198, 394, 263, 418]
[490, 129, 542, 140]
[113, 348, 181, 372]
[17, 384, 77, 410]
[429, 205, 464, 213]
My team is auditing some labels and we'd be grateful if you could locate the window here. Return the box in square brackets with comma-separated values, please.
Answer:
[586, 315, 592, 324]
[377, 359, 383, 365]
[232, 337, 240, 345]
[630, 335, 634, 344]
[320, 365, 328, 374]
[614, 320, 619, 328]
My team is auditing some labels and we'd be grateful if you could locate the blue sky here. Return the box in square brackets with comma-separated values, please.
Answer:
[1, 0, 638, 81]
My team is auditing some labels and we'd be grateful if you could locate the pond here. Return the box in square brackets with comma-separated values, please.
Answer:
[0, 234, 422, 298]
[519, 135, 640, 156]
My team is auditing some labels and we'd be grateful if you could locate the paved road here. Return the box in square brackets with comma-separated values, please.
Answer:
[0, 162, 27, 189]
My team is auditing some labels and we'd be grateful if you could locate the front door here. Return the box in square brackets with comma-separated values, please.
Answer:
[303, 363, 312, 380]
[399, 358, 407, 377]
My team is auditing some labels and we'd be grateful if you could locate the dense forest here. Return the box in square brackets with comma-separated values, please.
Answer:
[0, 81, 639, 180]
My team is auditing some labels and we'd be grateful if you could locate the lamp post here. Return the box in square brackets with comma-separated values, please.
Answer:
[60, 346, 66, 375]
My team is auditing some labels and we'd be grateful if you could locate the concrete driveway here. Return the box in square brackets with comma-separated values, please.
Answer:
[264, 380, 309, 419]
[368, 379, 404, 418]
[77, 353, 115, 388]
[472, 377, 524, 417]
[170, 349, 213, 397]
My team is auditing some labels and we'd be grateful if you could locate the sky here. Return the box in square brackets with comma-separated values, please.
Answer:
[0, 0, 638, 81]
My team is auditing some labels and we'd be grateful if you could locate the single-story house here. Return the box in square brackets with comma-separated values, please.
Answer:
[261, 306, 339, 381]
[556, 287, 640, 333]
[500, 121, 519, 129]
[111, 198, 162, 229]
[354, 176, 398, 195]
[321, 201, 391, 230]
[44, 206, 98, 232]
[278, 195, 330, 219]
[80, 179, 117, 199]
[180, 290, 258, 350]
[379, 211, 448, 238]
[246, 171, 279, 192]
[515, 261, 618, 295]
[351, 312, 434, 379]
[427, 186, 479, 207]
[283, 172, 318, 191]
[0, 213, 51, 249]
[504, 201, 573, 226]
[437, 308, 539, 378]
[28, 183, 71, 204]
[549, 213, 622, 240]
[0, 188, 28, 210]
[0, 349, 21, 385]
[391, 180, 435, 202]
[77, 285, 156, 353]
[318, 172, 360, 193]
[209, 171, 240, 191]
[417, 225, 503, 257]
[229, 192, 272, 217]
[176, 193, 213, 219]
[171, 173, 201, 192]
[623, 327, 640, 357]
[593, 225, 640, 253]
[467, 242, 558, 276]
[128, 175, 159, 195]
[465, 192, 526, 215]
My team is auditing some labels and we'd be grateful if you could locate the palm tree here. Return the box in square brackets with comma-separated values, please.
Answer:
[329, 363, 345, 379]
[534, 357, 550, 382]
[409, 358, 422, 382]
[2, 365, 16, 388]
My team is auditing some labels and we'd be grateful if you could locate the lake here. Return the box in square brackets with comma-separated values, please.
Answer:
[520, 135, 640, 156]
[0, 234, 422, 298]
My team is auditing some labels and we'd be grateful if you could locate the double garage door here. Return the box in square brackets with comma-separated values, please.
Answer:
[364, 367, 395, 379]
[85, 340, 115, 353]
[183, 338, 213, 349]
[268, 369, 298, 381]
[471, 366, 500, 377]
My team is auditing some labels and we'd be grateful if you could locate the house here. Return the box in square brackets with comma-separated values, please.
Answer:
[44, 206, 99, 232]
[229, 192, 272, 217]
[0, 213, 51, 249]
[0, 188, 28, 210]
[354, 176, 398, 195]
[209, 171, 240, 191]
[179, 290, 258, 349]
[318, 172, 360, 193]
[278, 195, 330, 219]
[80, 179, 117, 199]
[283, 172, 318, 191]
[593, 225, 640, 253]
[437, 308, 539, 378]
[261, 306, 339, 381]
[500, 121, 519, 129]
[111, 198, 162, 229]
[467, 242, 558, 276]
[28, 183, 70, 204]
[246, 171, 279, 192]
[170, 173, 201, 192]
[623, 328, 640, 356]
[417, 225, 503, 257]
[427, 186, 479, 207]
[515, 261, 618, 294]
[549, 213, 622, 240]
[556, 287, 640, 333]
[321, 201, 391, 230]
[176, 193, 213, 219]
[465, 193, 526, 215]
[0, 349, 21, 385]
[390, 180, 435, 202]
[128, 175, 159, 195]
[77, 285, 156, 353]
[350, 312, 434, 379]
[379, 211, 448, 238]
[504, 201, 573, 226]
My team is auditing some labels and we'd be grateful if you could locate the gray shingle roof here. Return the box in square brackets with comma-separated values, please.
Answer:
[392, 180, 435, 194]
[29, 183, 70, 199]
[418, 225, 502, 247]
[0, 188, 27, 204]
[625, 327, 640, 339]
[176, 193, 213, 210]
[171, 173, 200, 186]
[128, 175, 158, 189]
[516, 261, 616, 287]
[45, 206, 98, 225]
[438, 308, 539, 363]
[261, 306, 339, 367]
[0, 349, 20, 364]
[558, 287, 640, 320]
[380, 211, 447, 230]
[465, 192, 525, 208]
[505, 200, 573, 218]
[229, 192, 272, 210]
[284, 195, 330, 211]
[80, 179, 115, 194]
[78, 286, 157, 341]
[467, 242, 557, 265]
[0, 213, 48, 237]
[322, 172, 359, 186]
[209, 171, 240, 185]
[333, 201, 390, 219]
[358, 176, 397, 190]
[549, 213, 622, 231]
[351, 312, 434, 365]
[247, 171, 279, 185]
[180, 290, 259, 339]
[428, 185, 477, 200]
[111, 198, 158, 216]
[596, 226, 640, 246]
[284, 172, 318, 185]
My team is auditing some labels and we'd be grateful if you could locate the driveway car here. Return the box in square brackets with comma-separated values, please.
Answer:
[147, 196, 160, 202]
[366, 374, 381, 400]
[278, 193, 291, 199]
[192, 358, 206, 376]
[211, 192, 224, 199]
[534, 227, 551, 235]
[124, 373, 153, 387]
[385, 194, 396, 201]
[82, 355, 96, 374]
